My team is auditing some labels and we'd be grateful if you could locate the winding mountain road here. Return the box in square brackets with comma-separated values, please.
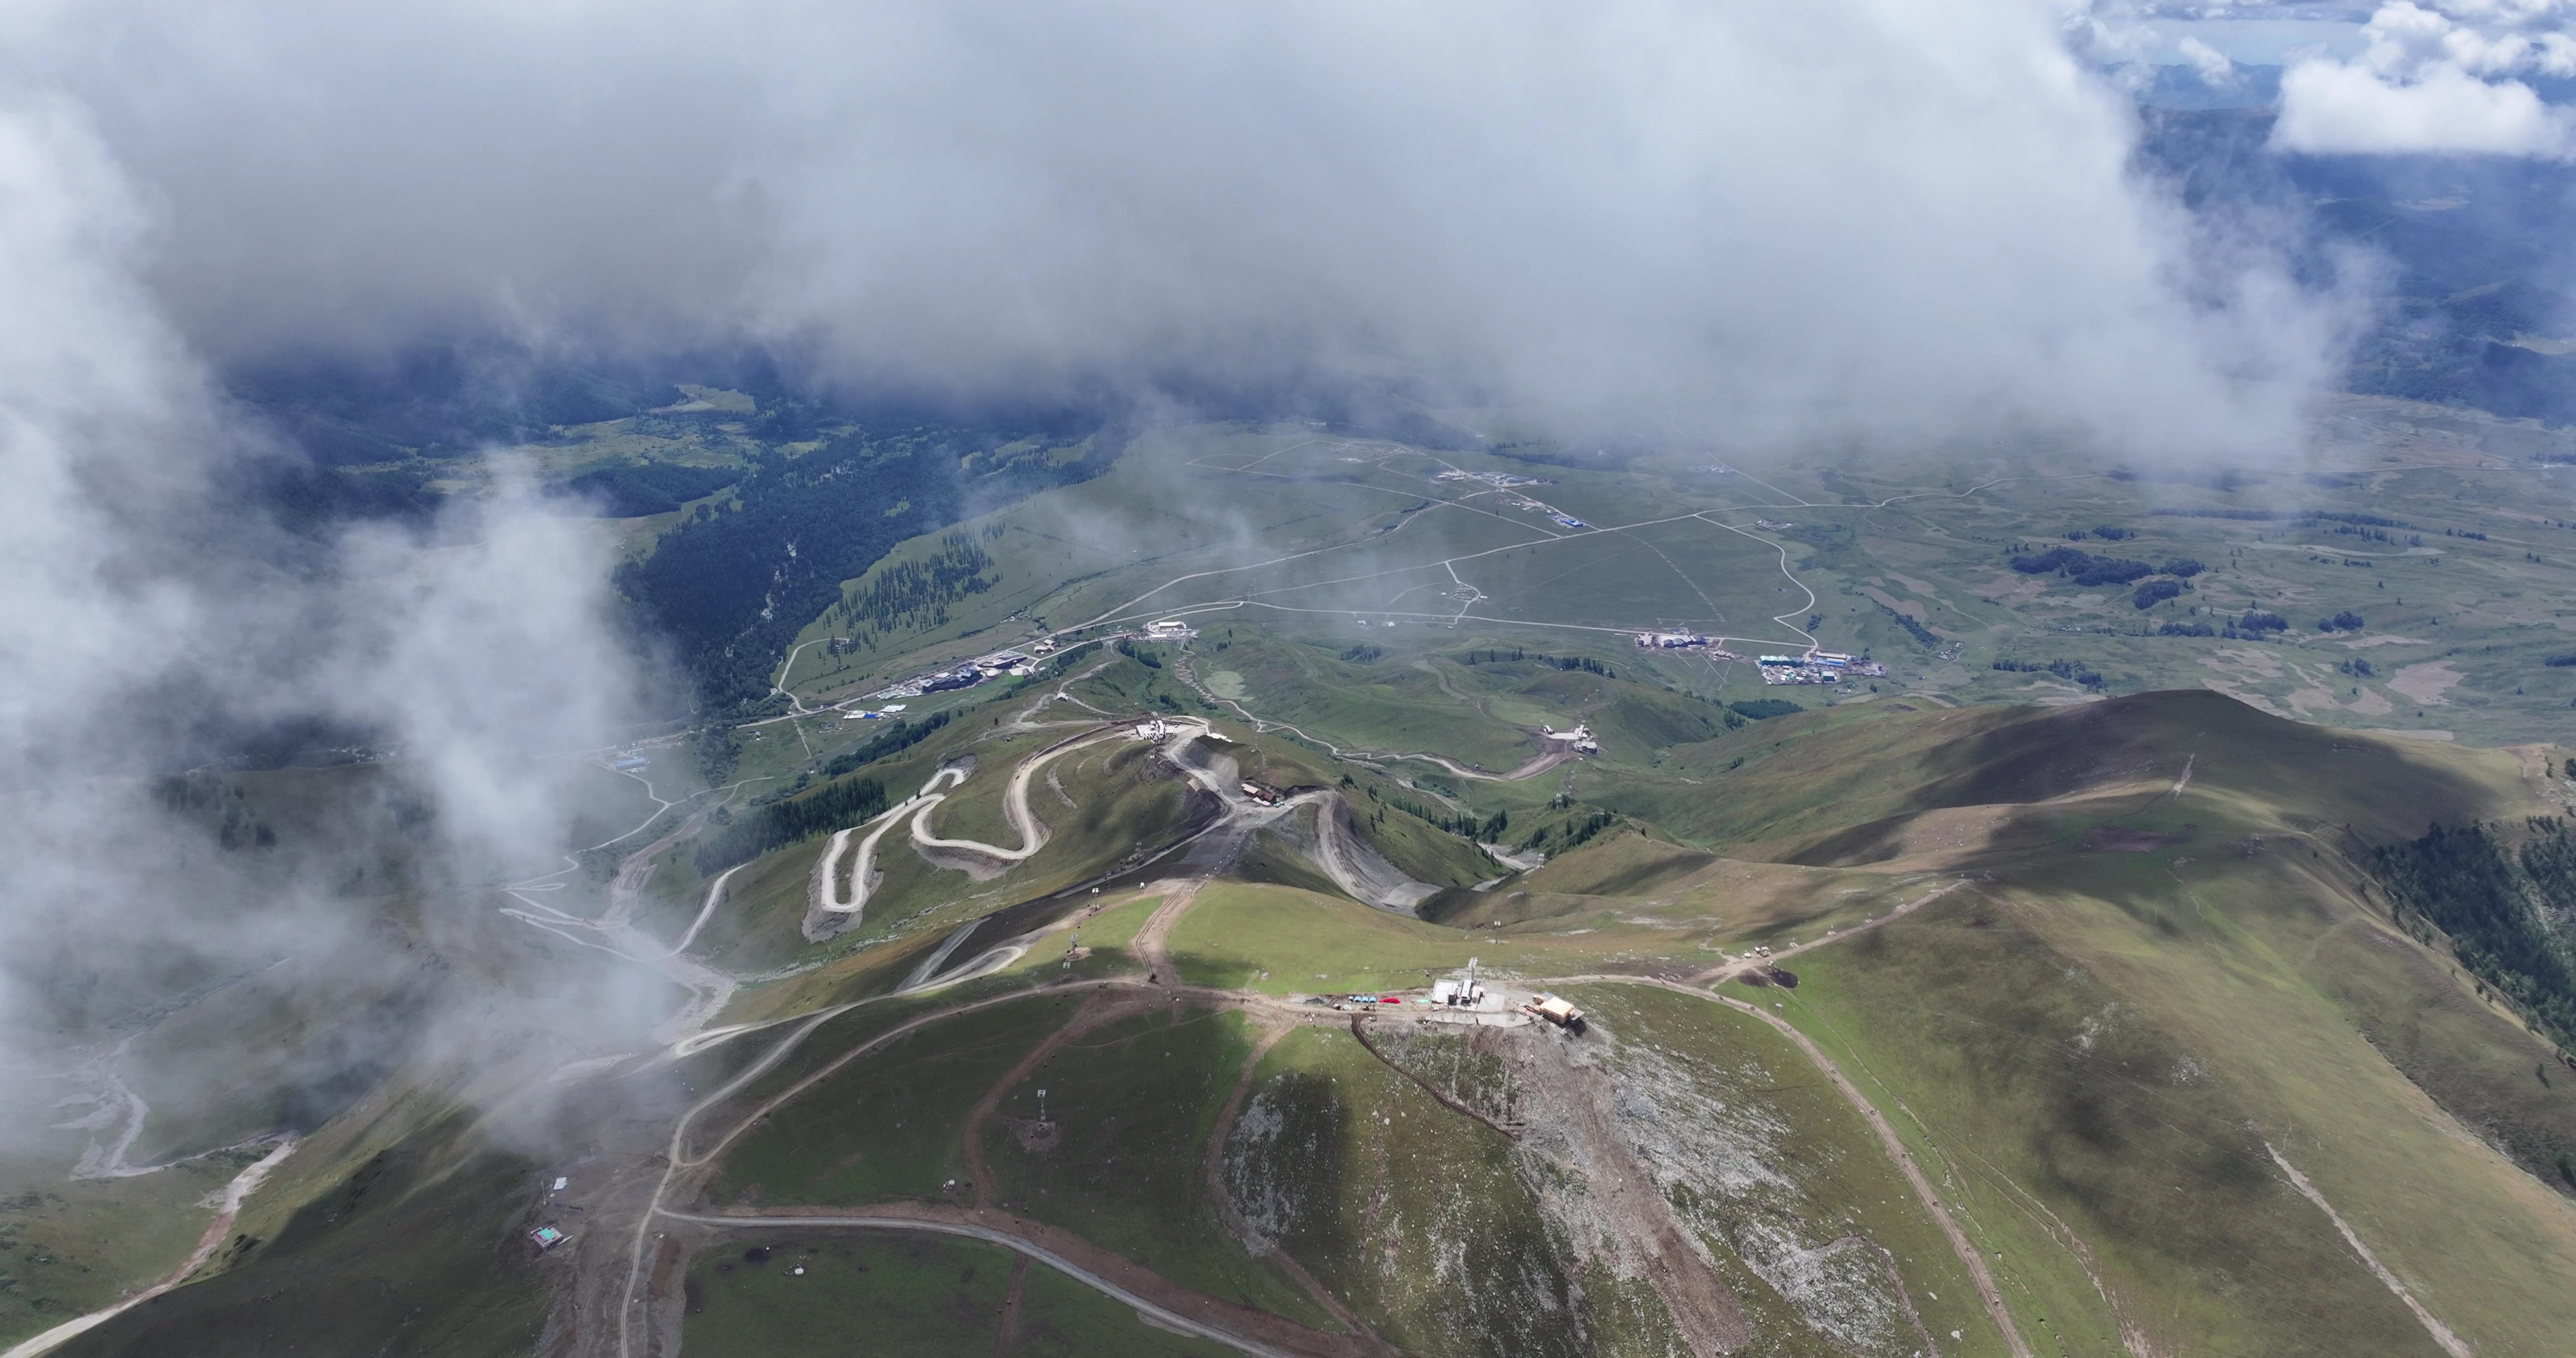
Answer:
[810, 724, 1128, 931]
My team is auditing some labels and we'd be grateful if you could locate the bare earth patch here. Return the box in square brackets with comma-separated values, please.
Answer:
[2389, 660, 2463, 706]
[1972, 570, 2046, 603]
[2288, 683, 2396, 718]
[2338, 635, 2428, 649]
[2079, 826, 2185, 853]
[2203, 646, 2286, 680]
[1005, 1117, 1062, 1154]
[1881, 805, 2024, 862]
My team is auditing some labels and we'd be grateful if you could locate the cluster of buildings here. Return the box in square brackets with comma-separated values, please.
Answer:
[1430, 958, 1489, 1007]
[867, 648, 1037, 701]
[1757, 651, 1887, 686]
[839, 614, 1196, 717]
[1541, 722, 1600, 754]
[1522, 993, 1586, 1030]
[1433, 470, 1550, 489]
[1296, 961, 1583, 1032]
[1439, 473, 1589, 529]
[1619, 630, 1893, 691]
[1634, 630, 1709, 649]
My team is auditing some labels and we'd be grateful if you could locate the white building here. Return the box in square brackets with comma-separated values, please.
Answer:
[1433, 958, 1488, 1007]
[1541, 722, 1600, 754]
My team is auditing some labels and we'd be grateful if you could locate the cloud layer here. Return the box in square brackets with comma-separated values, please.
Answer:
[0, 96, 661, 1150]
[2279, 1, 2576, 157]
[16, 0, 2347, 456]
[0, 0, 2375, 1156]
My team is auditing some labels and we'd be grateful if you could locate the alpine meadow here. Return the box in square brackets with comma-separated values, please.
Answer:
[10, 4, 2576, 1357]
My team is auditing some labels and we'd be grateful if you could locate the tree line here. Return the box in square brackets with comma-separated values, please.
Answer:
[693, 774, 891, 876]
[692, 713, 951, 874]
[622, 423, 1113, 713]
[1456, 648, 1615, 677]
[2373, 818, 2576, 1048]
[829, 530, 997, 639]
[2006, 545, 2204, 588]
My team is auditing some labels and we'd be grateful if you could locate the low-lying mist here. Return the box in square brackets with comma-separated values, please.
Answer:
[0, 103, 669, 1165]
[21, 0, 2365, 458]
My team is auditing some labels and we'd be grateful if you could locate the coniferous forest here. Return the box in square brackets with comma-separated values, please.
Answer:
[620, 423, 1114, 711]
[2374, 818, 2576, 1049]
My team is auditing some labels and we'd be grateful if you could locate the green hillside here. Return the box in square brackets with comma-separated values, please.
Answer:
[41, 418, 2576, 1358]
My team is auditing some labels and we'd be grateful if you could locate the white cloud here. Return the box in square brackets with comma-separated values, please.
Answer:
[0, 0, 2377, 1151]
[2180, 34, 2246, 86]
[2277, 0, 2576, 156]
[3, 0, 2349, 458]
[0, 96, 664, 1144]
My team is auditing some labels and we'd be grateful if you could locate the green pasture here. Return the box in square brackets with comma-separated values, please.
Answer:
[1162, 881, 1652, 993]
[711, 994, 1065, 1209]
[56, 1107, 550, 1358]
[682, 1231, 1234, 1358]
[1229, 1026, 1595, 1357]
[1565, 982, 2010, 1357]
[1774, 855, 2576, 1356]
[0, 1151, 236, 1349]
[976, 1005, 1333, 1328]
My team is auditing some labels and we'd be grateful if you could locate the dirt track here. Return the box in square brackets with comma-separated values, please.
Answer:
[1548, 973, 2034, 1358]
[1201, 1022, 1388, 1350]
[1, 1138, 298, 1358]
[661, 1204, 1357, 1358]
[958, 990, 1137, 1209]
[805, 766, 966, 934]
[912, 726, 1124, 864]
[1129, 879, 1204, 982]
[808, 723, 1125, 938]
[2266, 1142, 2471, 1358]
[1688, 878, 1966, 984]
[617, 979, 1386, 1358]
[611, 928, 2024, 1358]
[1385, 747, 1568, 783]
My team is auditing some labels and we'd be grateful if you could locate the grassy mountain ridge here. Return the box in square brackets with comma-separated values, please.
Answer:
[46, 415, 2576, 1356]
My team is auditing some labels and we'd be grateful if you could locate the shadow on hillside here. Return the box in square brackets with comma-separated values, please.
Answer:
[1779, 691, 2499, 867]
